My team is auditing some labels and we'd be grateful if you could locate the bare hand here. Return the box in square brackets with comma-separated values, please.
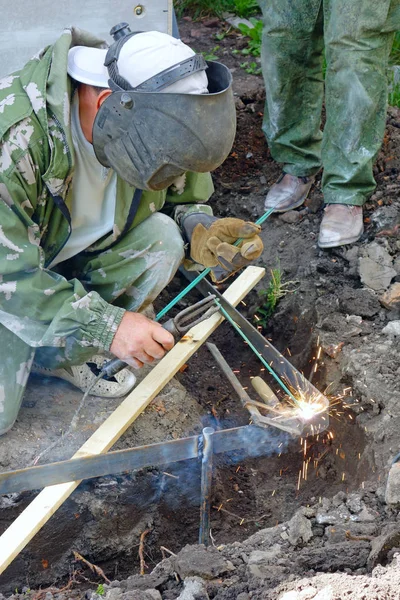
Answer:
[110, 311, 174, 369]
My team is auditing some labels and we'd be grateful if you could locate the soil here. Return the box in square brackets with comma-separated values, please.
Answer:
[1, 13, 400, 600]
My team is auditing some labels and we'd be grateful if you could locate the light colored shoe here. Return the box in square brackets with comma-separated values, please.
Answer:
[264, 173, 315, 213]
[318, 204, 363, 248]
[32, 355, 136, 398]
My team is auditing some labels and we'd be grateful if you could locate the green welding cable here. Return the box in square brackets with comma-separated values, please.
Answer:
[156, 206, 276, 321]
[214, 299, 300, 408]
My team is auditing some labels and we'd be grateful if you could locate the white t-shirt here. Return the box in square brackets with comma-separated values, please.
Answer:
[49, 93, 116, 267]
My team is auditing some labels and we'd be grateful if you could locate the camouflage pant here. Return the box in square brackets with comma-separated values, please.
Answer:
[0, 213, 184, 435]
[259, 0, 399, 205]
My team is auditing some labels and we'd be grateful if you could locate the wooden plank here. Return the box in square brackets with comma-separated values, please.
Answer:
[167, 0, 174, 35]
[0, 266, 265, 574]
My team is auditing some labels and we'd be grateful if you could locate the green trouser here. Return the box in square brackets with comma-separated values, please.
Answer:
[0, 213, 184, 434]
[259, 0, 400, 205]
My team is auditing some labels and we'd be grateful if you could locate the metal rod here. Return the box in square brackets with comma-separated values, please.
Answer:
[199, 427, 215, 546]
[206, 343, 253, 407]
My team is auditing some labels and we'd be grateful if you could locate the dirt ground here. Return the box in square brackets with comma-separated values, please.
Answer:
[1, 14, 400, 600]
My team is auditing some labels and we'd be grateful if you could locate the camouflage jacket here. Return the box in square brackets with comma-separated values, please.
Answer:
[0, 28, 214, 352]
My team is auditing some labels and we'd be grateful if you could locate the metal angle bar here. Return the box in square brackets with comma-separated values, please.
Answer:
[181, 269, 330, 434]
[0, 425, 275, 496]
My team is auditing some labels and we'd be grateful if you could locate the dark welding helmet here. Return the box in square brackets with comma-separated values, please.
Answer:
[92, 23, 236, 191]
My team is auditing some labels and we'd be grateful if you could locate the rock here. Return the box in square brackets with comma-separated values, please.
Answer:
[332, 491, 347, 507]
[339, 287, 380, 317]
[145, 592, 162, 600]
[176, 577, 209, 600]
[368, 527, 400, 569]
[316, 506, 351, 526]
[358, 243, 396, 291]
[346, 314, 362, 325]
[287, 510, 313, 546]
[382, 320, 400, 336]
[354, 507, 377, 523]
[236, 594, 250, 600]
[371, 204, 399, 230]
[298, 541, 371, 571]
[247, 548, 283, 578]
[172, 545, 230, 580]
[121, 592, 158, 600]
[385, 462, 400, 505]
[106, 589, 123, 600]
[394, 255, 400, 275]
[324, 522, 377, 543]
[248, 561, 288, 581]
[346, 494, 363, 514]
[279, 211, 302, 224]
[305, 193, 323, 214]
[380, 283, 400, 310]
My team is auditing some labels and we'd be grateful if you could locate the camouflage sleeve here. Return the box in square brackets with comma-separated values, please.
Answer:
[164, 171, 215, 225]
[0, 166, 125, 353]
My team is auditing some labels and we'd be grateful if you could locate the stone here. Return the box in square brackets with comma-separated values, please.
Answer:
[247, 562, 288, 580]
[176, 577, 209, 600]
[368, 528, 400, 569]
[287, 510, 313, 546]
[248, 546, 282, 569]
[394, 255, 400, 275]
[346, 494, 363, 514]
[339, 287, 380, 317]
[354, 507, 377, 523]
[382, 321, 400, 336]
[332, 491, 347, 507]
[106, 589, 123, 600]
[385, 462, 400, 505]
[144, 592, 162, 600]
[316, 506, 351, 526]
[380, 283, 400, 310]
[279, 211, 302, 224]
[358, 243, 396, 291]
[346, 315, 362, 325]
[172, 545, 230, 580]
[121, 592, 158, 600]
[299, 542, 371, 571]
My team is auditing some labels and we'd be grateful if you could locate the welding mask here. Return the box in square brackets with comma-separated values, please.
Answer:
[92, 23, 236, 191]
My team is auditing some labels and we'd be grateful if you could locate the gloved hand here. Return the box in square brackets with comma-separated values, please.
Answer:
[182, 213, 263, 282]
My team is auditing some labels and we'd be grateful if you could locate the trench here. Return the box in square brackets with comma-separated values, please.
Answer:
[0, 300, 373, 595]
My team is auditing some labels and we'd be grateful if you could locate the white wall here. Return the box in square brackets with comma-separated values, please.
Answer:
[0, 0, 170, 76]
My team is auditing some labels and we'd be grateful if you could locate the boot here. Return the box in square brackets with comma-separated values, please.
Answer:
[264, 173, 315, 212]
[318, 204, 363, 248]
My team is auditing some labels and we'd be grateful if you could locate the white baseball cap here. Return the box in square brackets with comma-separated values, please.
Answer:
[67, 30, 209, 94]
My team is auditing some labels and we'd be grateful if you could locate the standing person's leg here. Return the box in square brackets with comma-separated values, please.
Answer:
[35, 212, 184, 371]
[319, 0, 400, 247]
[0, 326, 35, 435]
[259, 0, 324, 211]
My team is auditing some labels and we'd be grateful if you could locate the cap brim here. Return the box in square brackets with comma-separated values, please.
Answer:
[67, 46, 109, 87]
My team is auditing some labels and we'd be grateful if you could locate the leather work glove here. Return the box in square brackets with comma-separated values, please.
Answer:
[182, 213, 263, 282]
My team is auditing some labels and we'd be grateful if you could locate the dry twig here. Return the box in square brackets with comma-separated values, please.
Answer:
[160, 545, 177, 559]
[139, 529, 151, 575]
[73, 551, 111, 583]
[212, 505, 269, 524]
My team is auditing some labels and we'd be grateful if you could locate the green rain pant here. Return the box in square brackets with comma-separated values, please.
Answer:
[0, 213, 184, 434]
[259, 0, 400, 205]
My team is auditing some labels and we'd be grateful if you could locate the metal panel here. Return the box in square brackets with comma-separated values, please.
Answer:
[0, 0, 170, 77]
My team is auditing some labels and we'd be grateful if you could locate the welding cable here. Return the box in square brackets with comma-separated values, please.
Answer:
[214, 299, 301, 409]
[156, 205, 276, 320]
